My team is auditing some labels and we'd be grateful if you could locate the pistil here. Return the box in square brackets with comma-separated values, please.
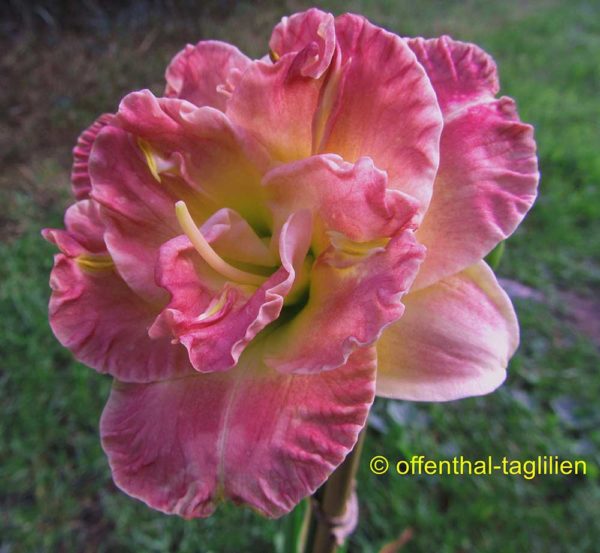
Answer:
[175, 201, 267, 287]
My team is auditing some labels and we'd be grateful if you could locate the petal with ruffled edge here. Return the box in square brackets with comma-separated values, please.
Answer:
[42, 199, 184, 383]
[408, 37, 539, 290]
[100, 344, 375, 518]
[89, 124, 188, 303]
[47, 252, 194, 383]
[228, 8, 346, 161]
[265, 230, 424, 375]
[42, 199, 106, 257]
[43, 198, 193, 382]
[376, 261, 518, 401]
[71, 113, 114, 200]
[115, 90, 270, 228]
[264, 154, 419, 253]
[407, 36, 499, 116]
[317, 14, 443, 214]
[90, 93, 269, 302]
[269, 8, 336, 79]
[226, 52, 323, 162]
[165, 40, 251, 110]
[260, 153, 423, 374]
[151, 211, 311, 373]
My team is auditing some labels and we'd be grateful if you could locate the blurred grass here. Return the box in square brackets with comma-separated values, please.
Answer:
[1, 0, 599, 551]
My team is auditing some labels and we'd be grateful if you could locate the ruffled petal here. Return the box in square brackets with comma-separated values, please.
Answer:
[269, 8, 336, 79]
[407, 37, 539, 290]
[151, 211, 311, 373]
[263, 153, 419, 253]
[413, 97, 538, 289]
[89, 124, 186, 302]
[90, 93, 270, 302]
[100, 344, 376, 518]
[376, 261, 518, 401]
[261, 147, 426, 377]
[407, 36, 499, 116]
[44, 202, 190, 383]
[226, 53, 323, 162]
[42, 199, 106, 257]
[116, 90, 270, 229]
[71, 113, 115, 200]
[318, 14, 443, 214]
[165, 40, 251, 110]
[265, 230, 425, 374]
[48, 254, 194, 383]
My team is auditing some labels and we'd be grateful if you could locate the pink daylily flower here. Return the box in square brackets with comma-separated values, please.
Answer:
[44, 8, 538, 518]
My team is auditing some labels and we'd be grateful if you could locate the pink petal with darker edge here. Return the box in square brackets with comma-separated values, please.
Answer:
[226, 52, 323, 162]
[101, 345, 376, 518]
[71, 113, 115, 200]
[165, 40, 251, 110]
[318, 14, 443, 215]
[116, 90, 270, 227]
[42, 199, 106, 257]
[48, 254, 194, 383]
[264, 154, 419, 253]
[408, 37, 539, 290]
[152, 211, 312, 373]
[265, 230, 424, 375]
[269, 8, 336, 79]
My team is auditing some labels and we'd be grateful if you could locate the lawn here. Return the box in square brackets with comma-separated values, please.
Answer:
[1, 0, 599, 551]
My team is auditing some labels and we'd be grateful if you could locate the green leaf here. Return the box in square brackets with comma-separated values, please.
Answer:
[485, 241, 506, 270]
[275, 498, 311, 553]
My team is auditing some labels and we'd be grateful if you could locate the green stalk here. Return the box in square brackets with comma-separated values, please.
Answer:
[307, 429, 367, 553]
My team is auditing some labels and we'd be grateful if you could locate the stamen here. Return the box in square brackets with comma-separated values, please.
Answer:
[175, 201, 266, 286]
[196, 289, 230, 322]
[311, 51, 343, 154]
[76, 254, 114, 271]
[138, 138, 161, 182]
[269, 49, 280, 62]
[327, 231, 390, 255]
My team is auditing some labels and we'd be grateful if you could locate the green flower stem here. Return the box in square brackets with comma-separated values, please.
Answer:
[308, 428, 367, 553]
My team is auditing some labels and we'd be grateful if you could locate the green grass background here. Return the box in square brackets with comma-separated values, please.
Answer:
[1, 0, 599, 551]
